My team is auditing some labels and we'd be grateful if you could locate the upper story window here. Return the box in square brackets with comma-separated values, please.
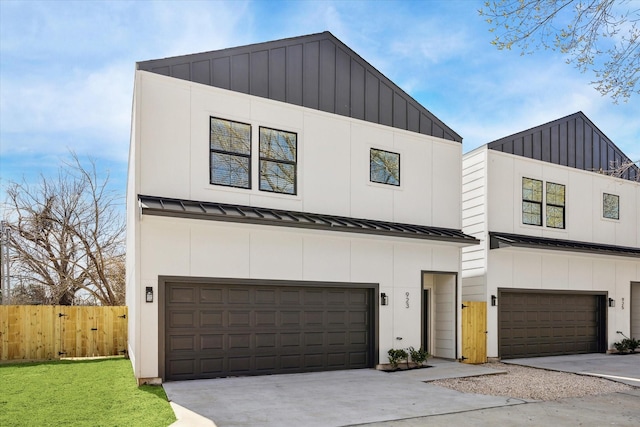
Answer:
[370, 148, 400, 186]
[210, 117, 251, 188]
[259, 127, 297, 195]
[546, 182, 565, 229]
[522, 178, 565, 229]
[603, 193, 620, 220]
[522, 177, 543, 226]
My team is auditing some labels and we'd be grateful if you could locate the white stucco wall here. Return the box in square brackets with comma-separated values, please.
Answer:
[133, 215, 462, 379]
[134, 70, 462, 228]
[127, 70, 467, 380]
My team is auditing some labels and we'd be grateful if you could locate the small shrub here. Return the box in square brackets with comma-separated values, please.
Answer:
[408, 346, 429, 365]
[613, 340, 629, 353]
[387, 348, 408, 368]
[625, 337, 639, 352]
[614, 337, 639, 354]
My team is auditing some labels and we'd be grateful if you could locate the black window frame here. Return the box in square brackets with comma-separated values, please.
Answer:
[209, 116, 252, 189]
[545, 181, 566, 229]
[522, 177, 543, 226]
[370, 148, 400, 186]
[603, 193, 620, 220]
[258, 126, 298, 195]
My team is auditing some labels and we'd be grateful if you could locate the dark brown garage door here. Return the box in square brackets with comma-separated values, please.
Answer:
[499, 291, 606, 359]
[163, 280, 375, 381]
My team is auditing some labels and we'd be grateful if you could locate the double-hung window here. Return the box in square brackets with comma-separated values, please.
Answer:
[522, 177, 543, 226]
[546, 182, 565, 229]
[370, 148, 400, 186]
[259, 127, 297, 195]
[210, 117, 251, 188]
[522, 177, 566, 229]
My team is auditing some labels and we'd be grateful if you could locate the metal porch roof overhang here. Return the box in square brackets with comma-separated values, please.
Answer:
[139, 195, 480, 245]
[489, 232, 640, 258]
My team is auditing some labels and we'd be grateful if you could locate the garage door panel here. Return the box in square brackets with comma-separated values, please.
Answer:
[201, 334, 223, 350]
[281, 311, 301, 325]
[228, 311, 251, 326]
[200, 288, 223, 303]
[304, 311, 323, 325]
[499, 291, 605, 359]
[255, 289, 276, 304]
[304, 332, 324, 346]
[200, 311, 224, 327]
[228, 288, 251, 303]
[169, 287, 196, 303]
[169, 311, 196, 328]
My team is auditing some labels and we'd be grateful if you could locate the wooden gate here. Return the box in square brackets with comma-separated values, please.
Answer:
[461, 301, 487, 364]
[0, 305, 128, 361]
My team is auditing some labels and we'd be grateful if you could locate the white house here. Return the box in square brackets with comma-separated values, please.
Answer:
[126, 32, 478, 384]
[462, 112, 640, 360]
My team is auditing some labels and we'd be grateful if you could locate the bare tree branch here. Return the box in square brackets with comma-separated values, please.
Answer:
[2, 153, 125, 305]
[479, 0, 640, 102]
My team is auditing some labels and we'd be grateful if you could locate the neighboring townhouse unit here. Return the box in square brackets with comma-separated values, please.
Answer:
[127, 32, 478, 383]
[462, 111, 640, 360]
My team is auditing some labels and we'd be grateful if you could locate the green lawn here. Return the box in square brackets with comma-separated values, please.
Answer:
[0, 358, 176, 427]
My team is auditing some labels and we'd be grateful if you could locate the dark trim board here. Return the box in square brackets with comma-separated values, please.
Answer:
[140, 195, 480, 245]
[158, 276, 379, 381]
[490, 232, 640, 258]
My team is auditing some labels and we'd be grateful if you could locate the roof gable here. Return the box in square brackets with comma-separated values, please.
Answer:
[487, 111, 638, 181]
[137, 31, 461, 142]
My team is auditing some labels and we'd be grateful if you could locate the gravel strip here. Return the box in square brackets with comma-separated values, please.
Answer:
[431, 363, 633, 401]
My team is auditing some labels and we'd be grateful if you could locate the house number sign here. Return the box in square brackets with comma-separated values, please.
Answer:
[405, 292, 410, 308]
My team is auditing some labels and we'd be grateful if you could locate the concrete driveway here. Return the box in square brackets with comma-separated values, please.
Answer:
[503, 353, 640, 387]
[163, 354, 640, 426]
[163, 359, 518, 427]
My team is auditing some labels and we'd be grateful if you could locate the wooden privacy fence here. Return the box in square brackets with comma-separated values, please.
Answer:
[0, 305, 127, 361]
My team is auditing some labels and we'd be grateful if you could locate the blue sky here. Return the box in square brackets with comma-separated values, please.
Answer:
[1, 0, 639, 206]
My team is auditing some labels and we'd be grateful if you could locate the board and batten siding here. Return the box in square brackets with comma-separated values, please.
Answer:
[461, 147, 488, 301]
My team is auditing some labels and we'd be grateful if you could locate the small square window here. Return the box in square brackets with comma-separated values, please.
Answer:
[603, 193, 619, 220]
[370, 148, 400, 186]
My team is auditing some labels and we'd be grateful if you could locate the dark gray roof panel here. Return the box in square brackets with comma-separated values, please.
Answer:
[489, 232, 640, 258]
[488, 112, 638, 181]
[139, 195, 479, 245]
[137, 31, 462, 142]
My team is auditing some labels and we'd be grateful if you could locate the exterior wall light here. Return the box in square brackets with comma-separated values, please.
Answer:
[608, 298, 615, 308]
[146, 287, 154, 303]
[381, 293, 389, 306]
[491, 295, 497, 306]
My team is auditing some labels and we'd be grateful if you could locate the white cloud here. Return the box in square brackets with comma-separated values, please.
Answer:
[1, 62, 132, 160]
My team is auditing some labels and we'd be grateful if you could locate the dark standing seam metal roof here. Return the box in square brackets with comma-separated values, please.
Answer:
[139, 195, 480, 245]
[136, 31, 461, 142]
[489, 232, 640, 258]
[487, 111, 639, 181]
